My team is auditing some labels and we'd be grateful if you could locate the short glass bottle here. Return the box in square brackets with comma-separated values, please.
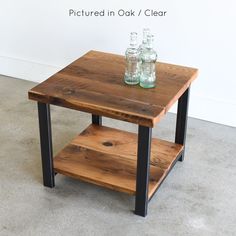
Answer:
[124, 32, 140, 85]
[139, 35, 157, 88]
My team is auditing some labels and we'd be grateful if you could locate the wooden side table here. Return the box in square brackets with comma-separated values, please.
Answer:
[28, 50, 198, 217]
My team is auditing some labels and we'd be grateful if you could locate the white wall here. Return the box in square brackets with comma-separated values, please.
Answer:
[0, 0, 236, 127]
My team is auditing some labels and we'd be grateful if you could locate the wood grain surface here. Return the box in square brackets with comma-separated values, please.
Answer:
[54, 125, 183, 198]
[29, 50, 198, 127]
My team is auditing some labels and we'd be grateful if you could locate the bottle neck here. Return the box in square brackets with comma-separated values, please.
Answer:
[146, 35, 154, 49]
[129, 32, 138, 48]
[142, 28, 150, 45]
[130, 42, 137, 48]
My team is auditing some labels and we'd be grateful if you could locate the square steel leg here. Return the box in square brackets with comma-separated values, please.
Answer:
[92, 114, 102, 125]
[175, 87, 190, 162]
[135, 126, 152, 217]
[37, 102, 55, 187]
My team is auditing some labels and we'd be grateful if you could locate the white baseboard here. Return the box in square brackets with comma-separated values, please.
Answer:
[188, 95, 236, 128]
[170, 95, 236, 128]
[0, 56, 235, 127]
[0, 55, 61, 83]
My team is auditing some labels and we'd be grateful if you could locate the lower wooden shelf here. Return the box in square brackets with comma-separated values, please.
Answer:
[54, 124, 183, 199]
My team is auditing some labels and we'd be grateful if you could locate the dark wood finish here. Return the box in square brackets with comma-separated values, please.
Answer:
[29, 50, 198, 127]
[53, 125, 183, 198]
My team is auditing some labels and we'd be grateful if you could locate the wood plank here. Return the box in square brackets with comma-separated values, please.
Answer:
[54, 145, 163, 196]
[53, 125, 183, 198]
[59, 50, 197, 111]
[54, 73, 186, 113]
[73, 124, 183, 170]
[29, 50, 198, 127]
[59, 51, 197, 109]
[28, 81, 164, 127]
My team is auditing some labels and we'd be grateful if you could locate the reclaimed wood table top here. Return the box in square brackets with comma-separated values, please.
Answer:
[28, 50, 198, 127]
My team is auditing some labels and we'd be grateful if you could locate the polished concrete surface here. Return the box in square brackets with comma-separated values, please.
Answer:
[0, 75, 236, 236]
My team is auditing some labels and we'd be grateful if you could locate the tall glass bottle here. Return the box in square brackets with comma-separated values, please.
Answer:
[124, 32, 140, 85]
[140, 34, 157, 88]
[139, 28, 150, 54]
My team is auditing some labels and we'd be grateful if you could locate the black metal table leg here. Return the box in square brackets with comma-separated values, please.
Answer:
[135, 126, 152, 217]
[92, 114, 102, 125]
[175, 87, 190, 162]
[37, 102, 55, 187]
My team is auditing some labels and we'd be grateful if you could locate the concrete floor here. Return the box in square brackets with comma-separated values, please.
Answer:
[0, 75, 235, 236]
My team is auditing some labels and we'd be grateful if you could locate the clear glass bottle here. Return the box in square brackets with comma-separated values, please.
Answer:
[124, 32, 140, 85]
[140, 34, 157, 88]
[139, 28, 151, 54]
